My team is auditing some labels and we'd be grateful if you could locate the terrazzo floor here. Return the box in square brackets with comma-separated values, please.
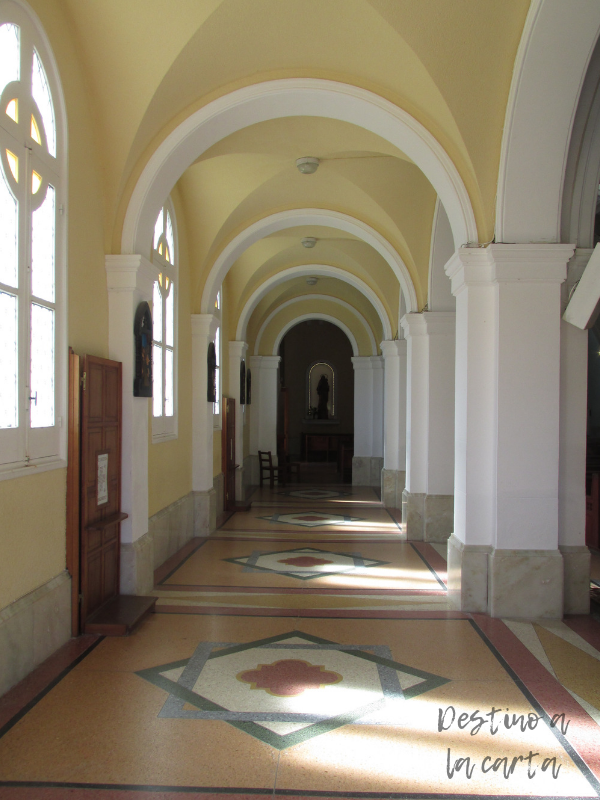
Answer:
[1, 485, 600, 799]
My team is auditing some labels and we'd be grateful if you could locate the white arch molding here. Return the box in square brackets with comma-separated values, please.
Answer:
[121, 79, 478, 260]
[496, 0, 600, 243]
[254, 294, 377, 355]
[236, 264, 393, 342]
[201, 209, 416, 316]
[273, 314, 359, 358]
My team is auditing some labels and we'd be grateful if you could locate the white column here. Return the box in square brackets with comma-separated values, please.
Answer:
[256, 356, 280, 458]
[381, 340, 407, 508]
[446, 244, 573, 618]
[371, 356, 384, 459]
[191, 313, 219, 533]
[351, 357, 383, 486]
[560, 249, 591, 613]
[106, 255, 158, 595]
[400, 312, 455, 541]
[229, 341, 248, 500]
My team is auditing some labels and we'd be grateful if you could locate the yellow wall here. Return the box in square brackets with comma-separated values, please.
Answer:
[0, 0, 110, 613]
[147, 189, 193, 516]
[0, 470, 67, 611]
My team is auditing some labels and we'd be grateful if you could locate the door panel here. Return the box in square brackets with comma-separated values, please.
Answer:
[80, 355, 123, 627]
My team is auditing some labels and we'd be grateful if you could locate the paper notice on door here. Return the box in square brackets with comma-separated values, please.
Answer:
[97, 453, 108, 505]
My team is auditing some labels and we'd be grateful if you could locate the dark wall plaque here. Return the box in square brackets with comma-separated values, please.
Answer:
[240, 360, 246, 404]
[133, 301, 153, 397]
[246, 368, 251, 405]
[207, 341, 217, 402]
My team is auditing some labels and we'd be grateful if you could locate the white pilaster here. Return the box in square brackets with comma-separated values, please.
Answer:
[105, 255, 158, 549]
[400, 312, 455, 541]
[560, 250, 591, 613]
[191, 314, 219, 533]
[254, 356, 280, 458]
[381, 340, 407, 507]
[351, 356, 384, 486]
[446, 244, 573, 617]
[229, 341, 249, 500]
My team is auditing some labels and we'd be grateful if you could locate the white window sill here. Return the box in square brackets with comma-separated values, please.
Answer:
[0, 456, 67, 482]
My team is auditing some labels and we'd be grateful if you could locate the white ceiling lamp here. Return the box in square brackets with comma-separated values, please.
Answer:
[306, 277, 318, 285]
[301, 237, 317, 248]
[296, 156, 320, 174]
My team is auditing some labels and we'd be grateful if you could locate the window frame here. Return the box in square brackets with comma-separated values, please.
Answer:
[151, 197, 178, 443]
[0, 1, 67, 481]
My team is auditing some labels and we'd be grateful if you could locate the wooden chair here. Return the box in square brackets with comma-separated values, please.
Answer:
[258, 450, 283, 488]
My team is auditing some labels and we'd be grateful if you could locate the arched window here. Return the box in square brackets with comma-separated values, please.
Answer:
[151, 199, 177, 440]
[0, 4, 65, 474]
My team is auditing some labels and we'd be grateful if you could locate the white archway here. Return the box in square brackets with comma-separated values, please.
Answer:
[496, 0, 600, 243]
[122, 79, 478, 260]
[236, 264, 393, 342]
[201, 209, 416, 316]
[254, 294, 377, 355]
[272, 314, 359, 357]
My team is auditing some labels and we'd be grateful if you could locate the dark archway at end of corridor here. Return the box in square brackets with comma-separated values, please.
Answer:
[278, 319, 354, 484]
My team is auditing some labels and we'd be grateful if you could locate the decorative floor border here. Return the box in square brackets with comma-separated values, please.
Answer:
[1, 612, 600, 797]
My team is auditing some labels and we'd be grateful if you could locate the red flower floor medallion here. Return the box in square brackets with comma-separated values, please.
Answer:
[277, 555, 334, 567]
[237, 659, 343, 696]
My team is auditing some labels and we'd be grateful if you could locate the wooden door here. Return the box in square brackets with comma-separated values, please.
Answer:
[223, 397, 236, 511]
[80, 355, 125, 627]
[66, 348, 81, 636]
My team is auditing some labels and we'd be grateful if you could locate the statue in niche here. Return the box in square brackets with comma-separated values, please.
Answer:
[316, 374, 330, 419]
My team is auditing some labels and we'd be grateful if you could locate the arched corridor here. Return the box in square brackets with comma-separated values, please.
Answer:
[3, 0, 600, 795]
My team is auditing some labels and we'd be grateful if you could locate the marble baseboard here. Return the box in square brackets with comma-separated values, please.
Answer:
[0, 571, 71, 697]
[213, 472, 224, 517]
[402, 489, 425, 541]
[381, 468, 405, 509]
[352, 456, 383, 486]
[424, 494, 453, 543]
[194, 488, 217, 536]
[235, 465, 245, 502]
[559, 545, 590, 615]
[120, 532, 154, 595]
[148, 493, 195, 571]
[488, 549, 563, 619]
[447, 533, 490, 613]
[244, 455, 256, 493]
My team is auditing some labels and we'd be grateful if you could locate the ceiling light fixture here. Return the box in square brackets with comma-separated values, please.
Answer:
[301, 237, 317, 248]
[306, 277, 318, 285]
[296, 156, 320, 174]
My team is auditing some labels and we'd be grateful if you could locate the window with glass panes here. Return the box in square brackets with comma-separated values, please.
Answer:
[152, 202, 177, 439]
[0, 11, 65, 470]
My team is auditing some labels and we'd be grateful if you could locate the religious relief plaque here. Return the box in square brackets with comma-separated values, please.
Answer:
[133, 301, 153, 397]
[97, 453, 109, 506]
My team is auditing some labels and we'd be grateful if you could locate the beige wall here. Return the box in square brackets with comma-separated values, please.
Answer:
[0, 0, 110, 614]
[0, 470, 67, 611]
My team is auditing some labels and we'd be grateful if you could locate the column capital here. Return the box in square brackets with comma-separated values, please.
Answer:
[422, 311, 455, 337]
[446, 243, 574, 296]
[105, 254, 158, 294]
[229, 341, 249, 360]
[380, 339, 407, 359]
[259, 355, 281, 370]
[351, 356, 375, 370]
[400, 312, 428, 338]
[191, 313, 219, 339]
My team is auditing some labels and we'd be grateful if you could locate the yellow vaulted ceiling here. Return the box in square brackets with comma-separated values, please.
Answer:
[52, 0, 530, 327]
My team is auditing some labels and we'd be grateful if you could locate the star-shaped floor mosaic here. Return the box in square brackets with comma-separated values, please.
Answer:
[258, 510, 363, 528]
[224, 546, 389, 580]
[276, 488, 352, 500]
[136, 630, 449, 749]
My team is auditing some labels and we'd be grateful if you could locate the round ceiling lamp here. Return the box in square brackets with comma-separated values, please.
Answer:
[296, 156, 320, 174]
[301, 237, 317, 248]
